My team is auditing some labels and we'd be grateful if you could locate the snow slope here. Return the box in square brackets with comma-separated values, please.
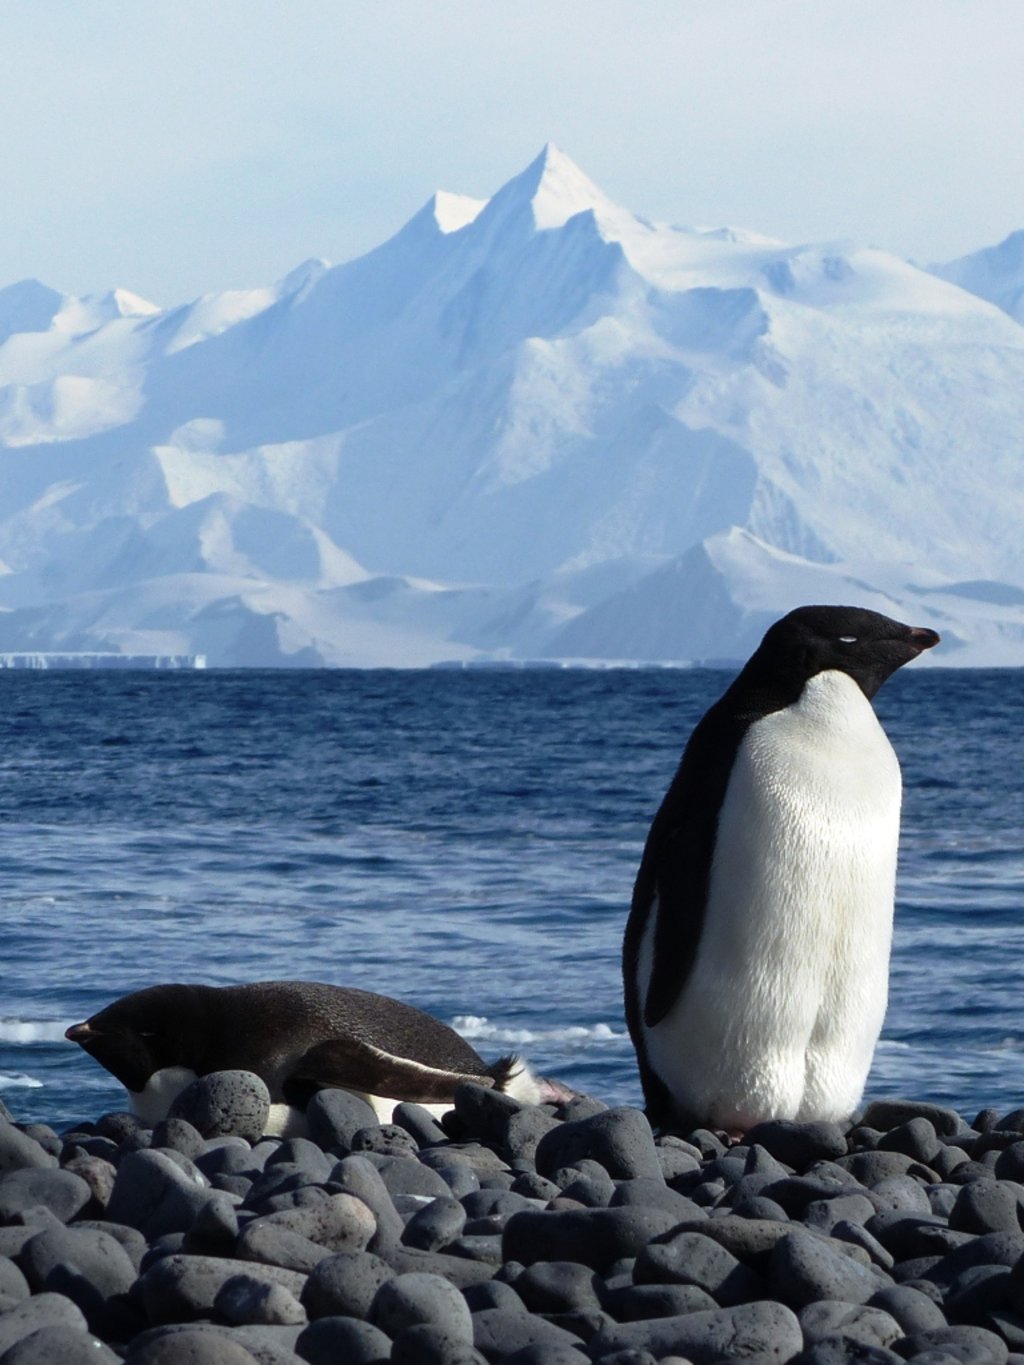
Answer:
[931, 231, 1024, 326]
[0, 145, 1022, 666]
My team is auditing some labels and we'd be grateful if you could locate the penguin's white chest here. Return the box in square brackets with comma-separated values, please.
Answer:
[643, 669, 902, 1131]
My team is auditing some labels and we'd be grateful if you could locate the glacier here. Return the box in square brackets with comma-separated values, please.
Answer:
[0, 143, 1022, 667]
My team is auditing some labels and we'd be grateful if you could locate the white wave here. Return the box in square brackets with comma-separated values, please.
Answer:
[452, 1015, 624, 1046]
[0, 1072, 43, 1089]
[0, 1020, 69, 1044]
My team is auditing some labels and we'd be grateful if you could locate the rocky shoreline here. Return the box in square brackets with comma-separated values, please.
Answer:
[3, 1077, 1024, 1364]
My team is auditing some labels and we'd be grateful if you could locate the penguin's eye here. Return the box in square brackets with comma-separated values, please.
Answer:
[838, 636, 857, 644]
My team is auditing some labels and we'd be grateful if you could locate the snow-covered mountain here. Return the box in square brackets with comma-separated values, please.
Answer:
[931, 231, 1024, 327]
[1, 145, 1023, 666]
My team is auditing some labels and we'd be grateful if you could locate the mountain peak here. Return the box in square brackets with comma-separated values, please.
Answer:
[486, 143, 624, 233]
[931, 228, 1024, 324]
[431, 190, 487, 234]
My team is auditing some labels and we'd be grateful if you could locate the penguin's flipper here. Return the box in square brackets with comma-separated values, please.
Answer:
[291, 1036, 495, 1103]
[638, 815, 717, 1029]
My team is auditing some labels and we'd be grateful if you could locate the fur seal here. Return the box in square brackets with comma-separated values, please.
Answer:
[66, 979, 551, 1129]
[623, 604, 939, 1135]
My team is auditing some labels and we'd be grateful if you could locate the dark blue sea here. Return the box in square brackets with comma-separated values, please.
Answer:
[1, 667, 1022, 1134]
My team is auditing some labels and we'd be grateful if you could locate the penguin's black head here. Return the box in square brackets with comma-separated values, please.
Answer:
[750, 605, 940, 701]
[65, 984, 197, 1093]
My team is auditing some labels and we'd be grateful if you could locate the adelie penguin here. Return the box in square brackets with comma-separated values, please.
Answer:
[66, 980, 560, 1131]
[623, 604, 940, 1137]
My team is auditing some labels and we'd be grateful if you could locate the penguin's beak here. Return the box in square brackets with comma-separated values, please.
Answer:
[907, 627, 940, 653]
[65, 1021, 96, 1043]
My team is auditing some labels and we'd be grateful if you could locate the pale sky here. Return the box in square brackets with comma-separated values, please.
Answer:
[3, 0, 1022, 305]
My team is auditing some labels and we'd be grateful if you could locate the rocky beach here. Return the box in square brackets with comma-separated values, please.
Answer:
[3, 1075, 1024, 1364]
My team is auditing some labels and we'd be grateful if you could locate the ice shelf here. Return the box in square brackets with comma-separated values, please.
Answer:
[0, 654, 207, 670]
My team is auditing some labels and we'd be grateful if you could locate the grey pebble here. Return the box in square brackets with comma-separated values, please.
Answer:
[213, 1274, 308, 1326]
[837, 1151, 938, 1186]
[897, 1325, 1009, 1365]
[869, 1284, 949, 1335]
[535, 1108, 662, 1184]
[62, 1154, 116, 1212]
[436, 1164, 482, 1199]
[503, 1205, 679, 1272]
[944, 1263, 1012, 1321]
[294, 1315, 392, 1365]
[733, 1194, 792, 1221]
[0, 1323, 120, 1364]
[558, 1169, 615, 1209]
[471, 1307, 585, 1359]
[446, 1232, 505, 1264]
[0, 1168, 90, 1224]
[601, 1280, 719, 1321]
[375, 1153, 454, 1199]
[0, 1293, 88, 1355]
[150, 1117, 206, 1160]
[463, 1279, 524, 1313]
[195, 1142, 257, 1181]
[92, 1112, 144, 1144]
[503, 1109, 562, 1165]
[949, 1181, 1024, 1235]
[682, 1214, 807, 1267]
[137, 1253, 307, 1325]
[831, 1219, 896, 1270]
[185, 1188, 241, 1248]
[451, 1083, 523, 1145]
[994, 1146, 1024, 1184]
[392, 1103, 450, 1148]
[805, 1193, 878, 1233]
[0, 1256, 30, 1311]
[799, 1334, 904, 1365]
[491, 1348, 589, 1365]
[228, 1323, 305, 1362]
[76, 1218, 148, 1270]
[871, 1175, 934, 1214]
[235, 1221, 333, 1274]
[761, 1174, 862, 1216]
[799, 1300, 904, 1348]
[511, 1172, 562, 1202]
[300, 1249, 392, 1320]
[610, 1177, 704, 1220]
[770, 1229, 881, 1307]
[391, 1321, 489, 1365]
[371, 1270, 474, 1340]
[862, 1101, 967, 1138]
[635, 1229, 764, 1305]
[266, 1138, 333, 1182]
[350, 1123, 419, 1158]
[938, 1233, 1024, 1289]
[742, 1120, 848, 1168]
[387, 1245, 498, 1288]
[327, 1155, 405, 1254]
[105, 1149, 211, 1239]
[19, 1222, 138, 1323]
[169, 1071, 271, 1144]
[403, 1195, 468, 1250]
[589, 1299, 803, 1363]
[249, 1190, 376, 1253]
[124, 1325, 261, 1364]
[877, 1119, 943, 1166]
[0, 1122, 57, 1174]
[463, 1189, 535, 1219]
[304, 1090, 379, 1151]
[242, 1164, 320, 1211]
[513, 1261, 601, 1313]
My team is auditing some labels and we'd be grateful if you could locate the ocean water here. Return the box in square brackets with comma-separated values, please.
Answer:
[1, 667, 1022, 1134]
